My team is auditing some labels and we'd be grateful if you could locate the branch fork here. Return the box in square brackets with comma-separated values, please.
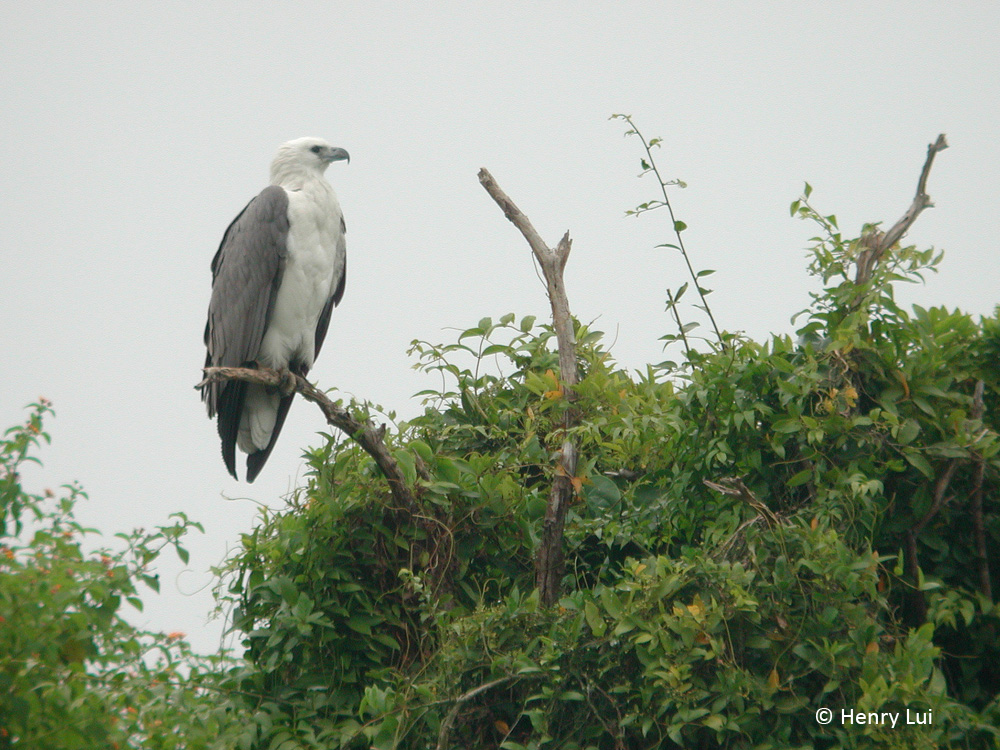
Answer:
[479, 168, 580, 606]
[855, 134, 948, 285]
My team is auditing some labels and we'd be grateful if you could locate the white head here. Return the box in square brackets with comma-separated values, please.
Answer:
[270, 137, 350, 186]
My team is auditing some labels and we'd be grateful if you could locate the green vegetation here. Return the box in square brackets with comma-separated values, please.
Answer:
[2, 130, 998, 748]
[0, 401, 241, 748]
[215, 140, 999, 746]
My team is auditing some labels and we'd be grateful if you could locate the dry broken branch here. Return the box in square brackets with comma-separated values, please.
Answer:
[196, 366, 426, 511]
[855, 134, 948, 285]
[479, 167, 579, 607]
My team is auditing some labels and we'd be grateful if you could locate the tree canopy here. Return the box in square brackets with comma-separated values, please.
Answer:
[2, 127, 998, 749]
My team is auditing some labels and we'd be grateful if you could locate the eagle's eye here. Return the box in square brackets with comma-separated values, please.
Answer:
[310, 145, 323, 154]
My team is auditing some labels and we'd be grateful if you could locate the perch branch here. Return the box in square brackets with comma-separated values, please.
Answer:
[855, 134, 948, 285]
[479, 168, 580, 607]
[196, 366, 427, 510]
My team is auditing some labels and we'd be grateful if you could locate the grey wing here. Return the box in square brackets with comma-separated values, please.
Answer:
[204, 185, 290, 377]
[202, 185, 290, 477]
[314, 213, 347, 359]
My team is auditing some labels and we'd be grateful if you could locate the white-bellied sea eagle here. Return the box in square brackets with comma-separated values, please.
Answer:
[202, 137, 349, 482]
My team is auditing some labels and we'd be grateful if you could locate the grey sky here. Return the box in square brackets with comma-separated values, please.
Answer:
[3, 2, 997, 654]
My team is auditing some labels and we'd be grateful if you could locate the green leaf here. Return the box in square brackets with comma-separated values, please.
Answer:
[787, 469, 813, 488]
[703, 714, 725, 730]
[584, 475, 622, 509]
[394, 449, 417, 484]
[903, 450, 934, 480]
[409, 439, 433, 464]
[347, 617, 372, 634]
[897, 418, 921, 445]
[772, 419, 800, 434]
[481, 344, 509, 357]
[674, 220, 687, 233]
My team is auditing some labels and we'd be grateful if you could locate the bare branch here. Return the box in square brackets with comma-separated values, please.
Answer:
[855, 134, 948, 285]
[197, 366, 426, 510]
[478, 169, 578, 389]
[479, 168, 580, 607]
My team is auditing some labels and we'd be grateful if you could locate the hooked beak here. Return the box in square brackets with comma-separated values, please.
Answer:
[326, 147, 350, 164]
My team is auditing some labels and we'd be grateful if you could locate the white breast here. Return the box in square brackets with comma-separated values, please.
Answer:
[258, 180, 344, 370]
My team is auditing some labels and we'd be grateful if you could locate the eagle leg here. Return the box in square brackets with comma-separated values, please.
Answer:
[275, 367, 298, 397]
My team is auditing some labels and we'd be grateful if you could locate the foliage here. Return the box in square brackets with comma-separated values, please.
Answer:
[217, 164, 1000, 747]
[0, 401, 244, 749]
[8, 131, 998, 748]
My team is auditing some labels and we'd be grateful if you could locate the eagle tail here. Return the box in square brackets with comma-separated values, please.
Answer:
[216, 381, 244, 480]
[245, 392, 296, 483]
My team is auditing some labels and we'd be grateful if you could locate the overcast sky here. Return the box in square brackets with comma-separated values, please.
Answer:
[3, 2, 997, 655]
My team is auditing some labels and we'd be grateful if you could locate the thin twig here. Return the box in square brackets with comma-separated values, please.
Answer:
[665, 288, 693, 360]
[617, 114, 723, 344]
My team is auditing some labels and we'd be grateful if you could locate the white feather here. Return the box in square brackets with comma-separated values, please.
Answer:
[237, 138, 346, 453]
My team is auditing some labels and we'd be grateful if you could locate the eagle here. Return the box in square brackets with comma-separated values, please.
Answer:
[202, 137, 349, 482]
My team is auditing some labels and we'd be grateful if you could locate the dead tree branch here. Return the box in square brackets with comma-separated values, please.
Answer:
[478, 167, 579, 607]
[196, 366, 427, 511]
[855, 134, 948, 285]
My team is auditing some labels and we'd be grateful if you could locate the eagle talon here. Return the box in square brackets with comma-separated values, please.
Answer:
[277, 368, 297, 397]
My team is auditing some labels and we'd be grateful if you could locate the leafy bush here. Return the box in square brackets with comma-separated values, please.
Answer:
[0, 401, 242, 749]
[9, 131, 997, 749]
[217, 172, 1000, 747]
